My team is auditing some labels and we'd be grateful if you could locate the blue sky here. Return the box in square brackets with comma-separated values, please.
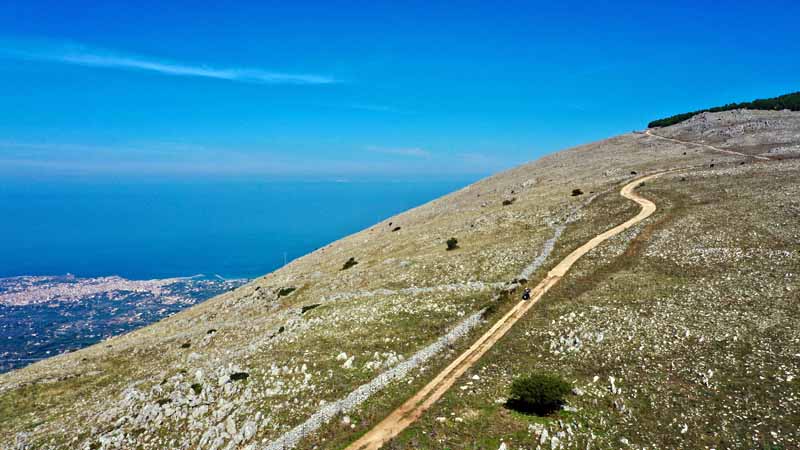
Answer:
[1, 0, 798, 180]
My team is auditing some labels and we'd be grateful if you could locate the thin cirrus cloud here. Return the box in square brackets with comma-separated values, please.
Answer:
[0, 39, 337, 85]
[367, 146, 431, 158]
[0, 140, 507, 177]
[348, 104, 412, 114]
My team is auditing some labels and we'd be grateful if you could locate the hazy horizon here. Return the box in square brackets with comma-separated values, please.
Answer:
[0, 177, 475, 280]
[2, 1, 799, 180]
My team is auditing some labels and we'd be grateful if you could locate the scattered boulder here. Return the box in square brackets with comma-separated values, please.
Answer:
[342, 355, 355, 369]
[241, 421, 258, 442]
[180, 342, 191, 349]
[609, 376, 618, 394]
[226, 416, 237, 437]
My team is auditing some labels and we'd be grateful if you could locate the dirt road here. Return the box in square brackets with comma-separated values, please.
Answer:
[345, 172, 669, 450]
[644, 129, 771, 161]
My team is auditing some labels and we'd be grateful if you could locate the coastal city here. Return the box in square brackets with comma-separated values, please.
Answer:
[0, 274, 247, 373]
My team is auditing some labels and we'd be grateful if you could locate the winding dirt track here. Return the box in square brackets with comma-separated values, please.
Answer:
[645, 129, 771, 161]
[346, 172, 669, 450]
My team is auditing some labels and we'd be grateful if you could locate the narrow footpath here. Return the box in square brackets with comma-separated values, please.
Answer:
[346, 172, 670, 450]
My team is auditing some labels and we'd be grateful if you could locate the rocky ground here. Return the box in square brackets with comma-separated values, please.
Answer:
[1, 110, 798, 449]
[388, 159, 800, 450]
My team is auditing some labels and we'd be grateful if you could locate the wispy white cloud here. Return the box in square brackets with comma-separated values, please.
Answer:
[366, 145, 431, 158]
[0, 40, 336, 85]
[0, 139, 508, 178]
[348, 104, 410, 114]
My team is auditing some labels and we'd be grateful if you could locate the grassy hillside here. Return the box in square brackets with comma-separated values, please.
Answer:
[648, 91, 800, 128]
[2, 110, 799, 450]
[390, 161, 800, 450]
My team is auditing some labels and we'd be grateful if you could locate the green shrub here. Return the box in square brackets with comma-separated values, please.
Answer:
[342, 257, 358, 270]
[230, 372, 249, 382]
[277, 287, 296, 297]
[446, 238, 459, 251]
[301, 303, 321, 314]
[507, 373, 571, 415]
[502, 198, 516, 206]
[190, 383, 203, 395]
[571, 188, 583, 196]
[481, 303, 498, 319]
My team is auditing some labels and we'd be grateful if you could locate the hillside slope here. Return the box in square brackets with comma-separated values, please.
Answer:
[2, 110, 799, 450]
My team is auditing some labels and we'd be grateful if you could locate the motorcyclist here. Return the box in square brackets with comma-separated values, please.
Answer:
[522, 287, 531, 300]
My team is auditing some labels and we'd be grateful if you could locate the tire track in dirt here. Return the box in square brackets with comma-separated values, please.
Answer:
[645, 129, 771, 161]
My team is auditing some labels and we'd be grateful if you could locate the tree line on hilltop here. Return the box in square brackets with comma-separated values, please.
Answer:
[648, 91, 800, 128]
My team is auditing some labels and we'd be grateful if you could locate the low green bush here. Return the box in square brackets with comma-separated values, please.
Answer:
[342, 257, 358, 270]
[507, 373, 571, 415]
[481, 303, 498, 319]
[301, 303, 321, 314]
[230, 372, 249, 382]
[277, 287, 296, 297]
[446, 237, 459, 251]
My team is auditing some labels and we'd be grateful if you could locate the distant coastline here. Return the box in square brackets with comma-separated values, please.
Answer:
[0, 178, 475, 374]
[0, 178, 475, 280]
[0, 273, 248, 373]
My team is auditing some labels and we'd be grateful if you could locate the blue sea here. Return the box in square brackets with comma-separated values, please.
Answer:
[0, 176, 475, 372]
[0, 177, 474, 279]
